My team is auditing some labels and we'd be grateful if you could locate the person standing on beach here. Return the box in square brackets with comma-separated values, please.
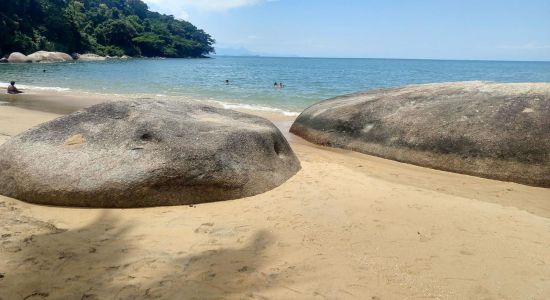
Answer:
[274, 82, 278, 88]
[7, 81, 23, 94]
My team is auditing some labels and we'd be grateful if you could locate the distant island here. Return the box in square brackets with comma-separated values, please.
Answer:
[0, 0, 215, 58]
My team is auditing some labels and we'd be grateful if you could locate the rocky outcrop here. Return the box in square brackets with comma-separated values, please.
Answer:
[5, 51, 73, 63]
[290, 81, 550, 187]
[7, 52, 29, 63]
[26, 51, 73, 62]
[77, 53, 106, 61]
[0, 100, 300, 207]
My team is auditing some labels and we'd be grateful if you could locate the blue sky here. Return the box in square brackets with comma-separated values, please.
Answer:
[144, 0, 550, 61]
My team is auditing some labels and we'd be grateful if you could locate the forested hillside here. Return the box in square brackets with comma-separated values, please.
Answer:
[0, 0, 215, 58]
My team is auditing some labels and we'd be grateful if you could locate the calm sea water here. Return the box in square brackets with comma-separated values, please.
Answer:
[1, 56, 549, 114]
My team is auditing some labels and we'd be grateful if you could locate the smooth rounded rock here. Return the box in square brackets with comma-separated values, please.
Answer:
[7, 52, 29, 63]
[290, 81, 550, 187]
[27, 51, 73, 62]
[77, 53, 106, 61]
[0, 100, 301, 207]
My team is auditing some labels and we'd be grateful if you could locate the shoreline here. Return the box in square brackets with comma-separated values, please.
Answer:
[1, 92, 549, 217]
[1, 92, 549, 298]
[0, 83, 302, 118]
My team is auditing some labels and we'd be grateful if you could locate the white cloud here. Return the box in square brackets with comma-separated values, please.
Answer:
[144, 0, 273, 19]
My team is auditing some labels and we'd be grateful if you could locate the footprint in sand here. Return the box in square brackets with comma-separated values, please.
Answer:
[22, 292, 49, 300]
[460, 250, 474, 256]
[194, 223, 214, 234]
[417, 231, 433, 242]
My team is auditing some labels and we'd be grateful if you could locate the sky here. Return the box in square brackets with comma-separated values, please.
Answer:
[143, 0, 550, 61]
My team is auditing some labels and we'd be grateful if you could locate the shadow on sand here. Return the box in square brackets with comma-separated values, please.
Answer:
[0, 207, 298, 300]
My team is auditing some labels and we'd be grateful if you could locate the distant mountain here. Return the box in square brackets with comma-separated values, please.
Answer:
[0, 0, 214, 58]
[214, 47, 259, 57]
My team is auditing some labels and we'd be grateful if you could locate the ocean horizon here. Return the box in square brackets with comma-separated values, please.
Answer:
[2, 56, 549, 115]
[214, 54, 550, 62]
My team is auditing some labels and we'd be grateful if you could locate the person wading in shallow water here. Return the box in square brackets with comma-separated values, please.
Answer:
[7, 81, 23, 94]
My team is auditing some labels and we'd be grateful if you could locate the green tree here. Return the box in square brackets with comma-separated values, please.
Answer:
[0, 0, 214, 58]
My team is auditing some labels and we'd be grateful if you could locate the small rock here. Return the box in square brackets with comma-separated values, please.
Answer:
[238, 266, 249, 272]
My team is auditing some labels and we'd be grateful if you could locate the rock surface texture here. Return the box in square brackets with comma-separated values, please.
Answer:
[27, 51, 73, 62]
[290, 81, 550, 187]
[0, 100, 301, 207]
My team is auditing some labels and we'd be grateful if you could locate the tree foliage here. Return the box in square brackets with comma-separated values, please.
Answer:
[0, 0, 215, 58]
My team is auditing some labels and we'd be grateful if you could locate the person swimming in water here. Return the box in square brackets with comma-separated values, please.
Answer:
[7, 81, 23, 94]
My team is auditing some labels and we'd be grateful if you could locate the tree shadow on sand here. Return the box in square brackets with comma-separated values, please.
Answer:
[0, 205, 301, 300]
[0, 209, 134, 300]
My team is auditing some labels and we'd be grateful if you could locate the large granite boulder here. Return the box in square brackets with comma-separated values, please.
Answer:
[291, 81, 550, 187]
[7, 52, 29, 63]
[77, 53, 106, 61]
[0, 100, 300, 207]
[27, 51, 73, 62]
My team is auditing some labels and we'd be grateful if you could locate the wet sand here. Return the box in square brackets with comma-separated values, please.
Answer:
[1, 92, 549, 299]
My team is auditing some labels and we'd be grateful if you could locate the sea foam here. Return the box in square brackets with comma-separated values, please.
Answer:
[210, 100, 300, 116]
[0, 82, 70, 92]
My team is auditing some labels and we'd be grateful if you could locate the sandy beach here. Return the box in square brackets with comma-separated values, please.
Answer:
[1, 92, 550, 299]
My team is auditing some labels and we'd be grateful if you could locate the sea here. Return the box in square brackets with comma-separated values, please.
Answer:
[1, 56, 549, 116]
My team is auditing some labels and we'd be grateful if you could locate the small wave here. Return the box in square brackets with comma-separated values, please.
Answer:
[210, 100, 300, 116]
[0, 82, 300, 116]
[112, 93, 300, 116]
[0, 82, 70, 92]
